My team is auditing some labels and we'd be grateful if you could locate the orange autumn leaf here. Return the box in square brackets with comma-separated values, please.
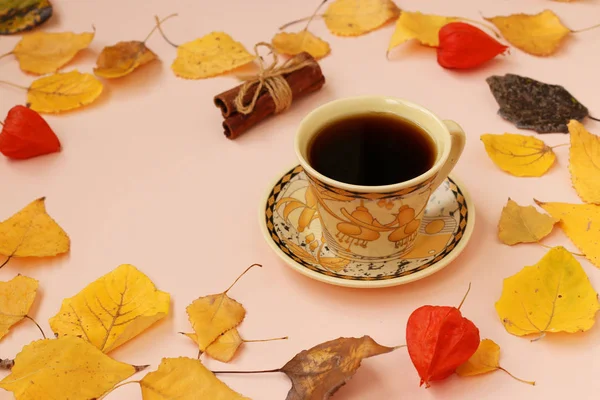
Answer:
[94, 41, 156, 78]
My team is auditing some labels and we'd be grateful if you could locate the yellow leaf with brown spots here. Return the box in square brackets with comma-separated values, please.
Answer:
[94, 41, 157, 78]
[49, 264, 170, 353]
[171, 32, 255, 79]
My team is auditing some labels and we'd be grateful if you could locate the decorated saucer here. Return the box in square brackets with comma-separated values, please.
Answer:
[260, 165, 475, 288]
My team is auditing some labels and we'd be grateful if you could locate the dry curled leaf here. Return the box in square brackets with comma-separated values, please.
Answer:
[281, 336, 396, 400]
[10, 30, 94, 75]
[388, 11, 456, 52]
[186, 264, 259, 352]
[456, 339, 535, 385]
[498, 198, 558, 245]
[271, 31, 330, 59]
[0, 336, 141, 400]
[94, 41, 157, 78]
[481, 133, 556, 177]
[495, 246, 600, 339]
[140, 357, 250, 399]
[0, 275, 38, 340]
[485, 10, 570, 56]
[49, 264, 170, 353]
[0, 0, 53, 35]
[486, 73, 590, 133]
[171, 32, 255, 79]
[568, 120, 600, 204]
[27, 70, 103, 113]
[536, 200, 600, 268]
[324, 0, 399, 37]
[0, 197, 69, 261]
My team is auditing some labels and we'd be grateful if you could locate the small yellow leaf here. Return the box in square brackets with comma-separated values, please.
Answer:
[0, 0, 53, 35]
[536, 200, 600, 268]
[140, 357, 250, 399]
[49, 264, 170, 353]
[171, 32, 255, 79]
[27, 70, 103, 113]
[0, 275, 38, 340]
[485, 10, 571, 56]
[324, 0, 400, 36]
[183, 330, 243, 362]
[498, 198, 558, 245]
[187, 265, 259, 352]
[271, 31, 330, 59]
[495, 246, 600, 338]
[0, 336, 138, 400]
[13, 30, 94, 75]
[94, 41, 157, 78]
[481, 133, 556, 177]
[456, 339, 500, 376]
[568, 120, 600, 204]
[0, 197, 70, 259]
[388, 11, 456, 51]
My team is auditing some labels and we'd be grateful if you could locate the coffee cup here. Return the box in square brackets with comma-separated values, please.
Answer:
[294, 96, 466, 261]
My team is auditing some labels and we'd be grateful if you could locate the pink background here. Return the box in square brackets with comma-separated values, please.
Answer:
[1, 0, 600, 398]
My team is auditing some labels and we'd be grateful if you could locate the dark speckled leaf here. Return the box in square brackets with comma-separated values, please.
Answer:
[486, 73, 591, 134]
[0, 0, 53, 35]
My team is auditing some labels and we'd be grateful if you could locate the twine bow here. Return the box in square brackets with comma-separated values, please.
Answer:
[234, 42, 316, 115]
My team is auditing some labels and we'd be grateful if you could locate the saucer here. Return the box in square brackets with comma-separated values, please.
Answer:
[260, 165, 475, 288]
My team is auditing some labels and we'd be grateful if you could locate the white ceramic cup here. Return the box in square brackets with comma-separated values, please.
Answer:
[295, 96, 466, 261]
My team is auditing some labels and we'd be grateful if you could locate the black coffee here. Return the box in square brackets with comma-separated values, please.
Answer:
[307, 112, 436, 186]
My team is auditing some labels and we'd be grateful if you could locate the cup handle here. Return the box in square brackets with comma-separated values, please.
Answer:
[429, 120, 466, 191]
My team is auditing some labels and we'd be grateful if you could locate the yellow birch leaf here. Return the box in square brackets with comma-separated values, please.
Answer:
[498, 198, 558, 245]
[388, 11, 456, 51]
[535, 200, 600, 268]
[0, 275, 38, 340]
[49, 264, 170, 353]
[11, 30, 94, 75]
[456, 339, 535, 384]
[171, 32, 255, 79]
[0, 336, 140, 400]
[140, 357, 250, 400]
[271, 31, 330, 59]
[456, 339, 500, 376]
[0, 0, 53, 35]
[485, 10, 571, 56]
[324, 0, 400, 37]
[495, 246, 600, 338]
[568, 120, 600, 204]
[184, 329, 243, 362]
[186, 265, 259, 352]
[27, 70, 103, 113]
[0, 197, 70, 260]
[94, 41, 157, 78]
[481, 133, 556, 177]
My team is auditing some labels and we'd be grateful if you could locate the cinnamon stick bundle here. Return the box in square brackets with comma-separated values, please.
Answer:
[214, 52, 325, 139]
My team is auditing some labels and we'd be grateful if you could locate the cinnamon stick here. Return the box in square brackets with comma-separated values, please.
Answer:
[214, 52, 325, 139]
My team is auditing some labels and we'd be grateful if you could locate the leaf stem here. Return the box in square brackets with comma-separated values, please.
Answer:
[498, 366, 536, 386]
[224, 263, 262, 294]
[154, 15, 179, 48]
[571, 22, 600, 34]
[457, 282, 472, 310]
[550, 143, 569, 149]
[25, 315, 46, 339]
[0, 51, 13, 61]
[144, 13, 178, 43]
[0, 255, 12, 270]
[0, 359, 14, 370]
[530, 331, 546, 342]
[97, 380, 140, 399]
[279, 14, 324, 31]
[393, 344, 407, 350]
[243, 336, 288, 343]
[303, 0, 329, 31]
[212, 368, 282, 374]
[589, 115, 600, 122]
[538, 242, 584, 257]
[0, 80, 28, 91]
